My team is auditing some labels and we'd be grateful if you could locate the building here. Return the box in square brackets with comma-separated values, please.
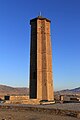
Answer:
[29, 16, 54, 101]
[60, 95, 80, 103]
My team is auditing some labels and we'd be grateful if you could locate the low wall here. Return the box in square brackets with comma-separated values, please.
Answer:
[10, 95, 29, 101]
[5, 98, 40, 104]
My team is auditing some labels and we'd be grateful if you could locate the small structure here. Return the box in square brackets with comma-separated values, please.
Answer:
[60, 95, 80, 103]
[4, 95, 29, 104]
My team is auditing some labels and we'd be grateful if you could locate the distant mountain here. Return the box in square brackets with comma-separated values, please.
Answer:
[70, 87, 80, 92]
[0, 85, 29, 95]
[55, 87, 80, 95]
[0, 84, 80, 96]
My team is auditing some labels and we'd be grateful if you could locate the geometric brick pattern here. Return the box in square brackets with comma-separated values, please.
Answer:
[30, 16, 54, 101]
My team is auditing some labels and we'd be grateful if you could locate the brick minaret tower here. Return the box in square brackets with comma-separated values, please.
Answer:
[30, 16, 54, 101]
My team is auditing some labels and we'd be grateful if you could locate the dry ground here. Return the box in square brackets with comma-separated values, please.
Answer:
[0, 109, 79, 120]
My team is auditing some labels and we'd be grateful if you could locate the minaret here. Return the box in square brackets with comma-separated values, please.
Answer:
[29, 16, 54, 101]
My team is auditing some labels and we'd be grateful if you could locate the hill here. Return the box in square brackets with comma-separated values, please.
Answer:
[0, 85, 29, 95]
[70, 87, 80, 92]
[55, 87, 80, 95]
[0, 84, 80, 96]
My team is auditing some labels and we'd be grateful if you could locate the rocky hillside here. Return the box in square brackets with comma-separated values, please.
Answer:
[0, 85, 29, 95]
[0, 84, 80, 96]
[70, 87, 80, 92]
[55, 87, 80, 95]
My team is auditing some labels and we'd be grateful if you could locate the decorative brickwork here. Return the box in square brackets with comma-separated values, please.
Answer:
[30, 16, 54, 101]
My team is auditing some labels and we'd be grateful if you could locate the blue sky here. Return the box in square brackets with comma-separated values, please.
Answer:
[0, 0, 80, 91]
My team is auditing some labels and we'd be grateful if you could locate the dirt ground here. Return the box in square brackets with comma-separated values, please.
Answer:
[0, 109, 79, 120]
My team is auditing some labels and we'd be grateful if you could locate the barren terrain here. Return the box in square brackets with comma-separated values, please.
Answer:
[0, 103, 80, 120]
[0, 109, 79, 120]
